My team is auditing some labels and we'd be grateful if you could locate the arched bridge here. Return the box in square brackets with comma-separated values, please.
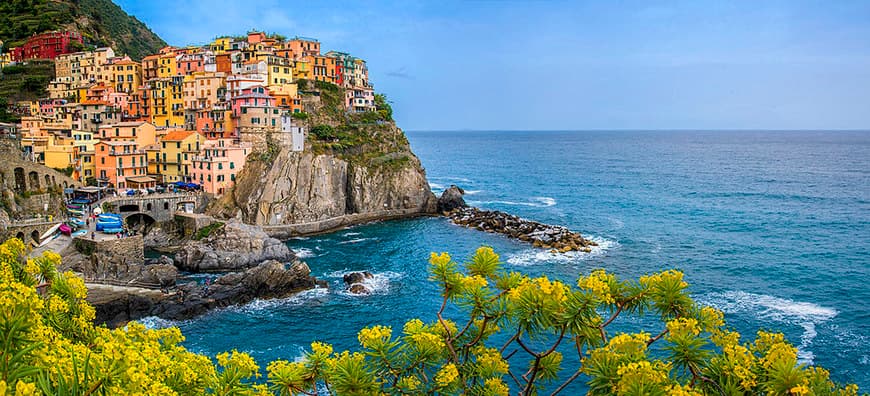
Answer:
[101, 193, 208, 228]
[0, 219, 63, 245]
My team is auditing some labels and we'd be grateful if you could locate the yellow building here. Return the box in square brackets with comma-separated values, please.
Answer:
[147, 78, 185, 127]
[157, 53, 178, 78]
[293, 59, 311, 80]
[210, 37, 232, 54]
[44, 144, 76, 170]
[111, 59, 142, 94]
[158, 130, 206, 183]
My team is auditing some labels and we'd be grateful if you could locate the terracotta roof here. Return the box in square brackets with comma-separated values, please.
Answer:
[162, 130, 199, 141]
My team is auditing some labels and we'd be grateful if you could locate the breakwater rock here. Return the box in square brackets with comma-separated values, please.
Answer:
[343, 271, 374, 294]
[89, 259, 326, 327]
[446, 207, 597, 253]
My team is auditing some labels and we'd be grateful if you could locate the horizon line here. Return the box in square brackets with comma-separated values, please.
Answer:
[404, 128, 870, 132]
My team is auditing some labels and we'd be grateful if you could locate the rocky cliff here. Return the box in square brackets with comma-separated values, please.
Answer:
[211, 81, 437, 236]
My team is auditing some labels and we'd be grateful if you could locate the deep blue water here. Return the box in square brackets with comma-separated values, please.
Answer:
[146, 130, 870, 390]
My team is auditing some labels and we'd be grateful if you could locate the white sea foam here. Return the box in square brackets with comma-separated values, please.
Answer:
[467, 196, 557, 208]
[232, 287, 331, 313]
[339, 237, 375, 244]
[293, 247, 316, 258]
[136, 316, 178, 329]
[342, 232, 362, 237]
[288, 236, 310, 241]
[430, 176, 472, 183]
[506, 236, 617, 266]
[429, 183, 446, 191]
[323, 270, 404, 297]
[698, 290, 838, 364]
[464, 190, 482, 195]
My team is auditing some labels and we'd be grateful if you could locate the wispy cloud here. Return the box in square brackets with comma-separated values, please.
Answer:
[386, 66, 414, 80]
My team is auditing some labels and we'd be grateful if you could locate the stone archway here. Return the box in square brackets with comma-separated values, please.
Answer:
[14, 167, 25, 192]
[15, 232, 25, 241]
[28, 171, 40, 190]
[125, 213, 156, 234]
[30, 230, 40, 244]
[44, 174, 51, 187]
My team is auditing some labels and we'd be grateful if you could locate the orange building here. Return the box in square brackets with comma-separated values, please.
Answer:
[95, 140, 149, 189]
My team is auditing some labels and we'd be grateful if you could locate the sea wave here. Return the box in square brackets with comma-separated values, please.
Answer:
[136, 316, 178, 329]
[467, 196, 557, 208]
[338, 237, 376, 244]
[506, 236, 617, 266]
[293, 247, 316, 258]
[430, 176, 472, 183]
[429, 183, 446, 191]
[698, 290, 838, 364]
[463, 190, 482, 195]
[342, 231, 362, 237]
[323, 270, 405, 297]
[232, 287, 331, 313]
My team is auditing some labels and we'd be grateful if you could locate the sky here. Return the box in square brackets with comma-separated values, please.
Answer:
[115, 0, 870, 130]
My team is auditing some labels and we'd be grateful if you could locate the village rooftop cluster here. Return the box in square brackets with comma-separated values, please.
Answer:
[0, 30, 377, 195]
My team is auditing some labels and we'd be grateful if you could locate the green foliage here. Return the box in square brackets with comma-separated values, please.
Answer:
[0, 0, 166, 60]
[0, 240, 862, 395]
[194, 222, 224, 241]
[289, 111, 308, 121]
[310, 124, 336, 140]
[0, 60, 54, 102]
[52, 167, 74, 177]
[374, 93, 393, 121]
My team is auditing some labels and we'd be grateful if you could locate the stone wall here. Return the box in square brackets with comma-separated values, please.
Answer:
[174, 213, 215, 238]
[72, 235, 145, 278]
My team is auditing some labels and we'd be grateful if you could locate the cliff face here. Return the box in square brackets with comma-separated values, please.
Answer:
[211, 82, 436, 236]
[213, 137, 436, 235]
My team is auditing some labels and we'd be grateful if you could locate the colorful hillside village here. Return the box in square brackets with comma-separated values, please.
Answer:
[2, 30, 376, 196]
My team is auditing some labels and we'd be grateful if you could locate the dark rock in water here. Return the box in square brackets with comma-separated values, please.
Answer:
[437, 185, 467, 213]
[348, 284, 371, 295]
[343, 271, 374, 295]
[445, 207, 597, 253]
[89, 259, 325, 327]
[174, 221, 296, 272]
[343, 271, 373, 285]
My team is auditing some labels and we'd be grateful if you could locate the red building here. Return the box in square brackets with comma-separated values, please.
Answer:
[10, 31, 83, 62]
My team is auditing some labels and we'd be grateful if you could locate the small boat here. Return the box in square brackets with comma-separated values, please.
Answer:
[101, 227, 124, 234]
[59, 224, 72, 235]
[96, 220, 122, 231]
[39, 223, 62, 241]
[70, 218, 85, 227]
[68, 209, 83, 215]
[98, 214, 122, 221]
[37, 232, 60, 247]
[67, 204, 83, 209]
[71, 230, 87, 237]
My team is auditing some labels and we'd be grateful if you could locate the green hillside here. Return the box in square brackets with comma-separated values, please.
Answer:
[0, 0, 166, 61]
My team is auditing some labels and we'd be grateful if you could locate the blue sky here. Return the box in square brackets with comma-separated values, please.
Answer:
[116, 0, 870, 130]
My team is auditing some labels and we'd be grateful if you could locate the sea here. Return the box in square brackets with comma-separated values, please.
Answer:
[143, 130, 870, 391]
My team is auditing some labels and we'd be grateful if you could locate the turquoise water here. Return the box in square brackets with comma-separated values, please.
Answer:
[147, 130, 870, 390]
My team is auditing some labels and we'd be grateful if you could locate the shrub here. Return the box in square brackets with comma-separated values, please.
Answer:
[0, 240, 860, 395]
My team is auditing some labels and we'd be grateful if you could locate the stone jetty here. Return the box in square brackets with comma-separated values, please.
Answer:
[438, 186, 597, 253]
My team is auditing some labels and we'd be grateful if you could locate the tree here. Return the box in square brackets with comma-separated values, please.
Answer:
[0, 239, 861, 395]
[374, 93, 393, 122]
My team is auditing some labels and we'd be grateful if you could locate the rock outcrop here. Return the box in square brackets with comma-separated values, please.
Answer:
[437, 185, 468, 213]
[343, 271, 374, 294]
[174, 221, 296, 272]
[89, 259, 326, 327]
[447, 207, 598, 253]
[61, 235, 177, 287]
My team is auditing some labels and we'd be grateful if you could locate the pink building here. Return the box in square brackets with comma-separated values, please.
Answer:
[189, 139, 252, 195]
[230, 91, 275, 117]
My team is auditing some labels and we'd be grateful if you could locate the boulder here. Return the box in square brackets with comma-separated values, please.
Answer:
[348, 284, 370, 295]
[174, 221, 296, 272]
[437, 185, 467, 213]
[343, 271, 373, 285]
